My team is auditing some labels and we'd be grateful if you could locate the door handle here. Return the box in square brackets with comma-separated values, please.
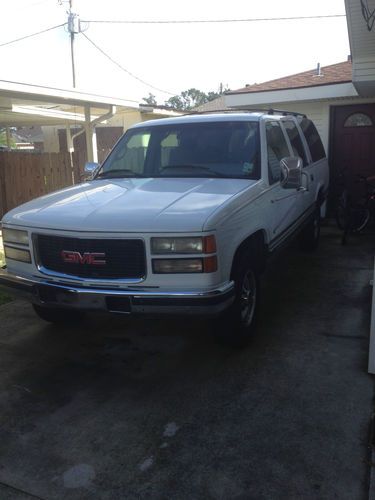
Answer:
[310, 174, 314, 181]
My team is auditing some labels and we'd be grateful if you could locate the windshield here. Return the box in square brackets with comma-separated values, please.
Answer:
[95, 121, 260, 180]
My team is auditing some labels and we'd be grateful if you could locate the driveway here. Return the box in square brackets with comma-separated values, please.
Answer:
[0, 225, 374, 500]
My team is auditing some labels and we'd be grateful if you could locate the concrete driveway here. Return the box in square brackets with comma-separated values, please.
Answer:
[0, 225, 374, 500]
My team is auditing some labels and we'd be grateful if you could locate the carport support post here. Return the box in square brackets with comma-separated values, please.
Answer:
[368, 257, 375, 374]
[84, 105, 98, 164]
[66, 125, 75, 185]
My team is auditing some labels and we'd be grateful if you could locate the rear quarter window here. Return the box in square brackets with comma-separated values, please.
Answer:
[299, 118, 326, 162]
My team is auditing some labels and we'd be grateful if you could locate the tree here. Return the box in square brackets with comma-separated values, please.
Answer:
[142, 93, 157, 106]
[164, 85, 230, 111]
[0, 127, 16, 149]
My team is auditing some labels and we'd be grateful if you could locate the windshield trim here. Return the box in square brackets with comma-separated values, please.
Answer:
[95, 121, 261, 181]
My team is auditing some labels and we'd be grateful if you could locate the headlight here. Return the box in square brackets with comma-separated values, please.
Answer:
[4, 245, 31, 263]
[2, 228, 29, 246]
[153, 258, 203, 273]
[151, 235, 216, 254]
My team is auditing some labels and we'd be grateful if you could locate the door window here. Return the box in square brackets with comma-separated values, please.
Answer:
[265, 121, 290, 185]
[283, 120, 308, 166]
[344, 113, 373, 127]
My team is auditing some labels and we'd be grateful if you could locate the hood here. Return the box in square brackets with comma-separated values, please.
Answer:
[3, 177, 256, 232]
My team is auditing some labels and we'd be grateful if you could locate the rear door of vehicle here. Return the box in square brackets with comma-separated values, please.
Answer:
[280, 117, 314, 217]
[261, 119, 303, 250]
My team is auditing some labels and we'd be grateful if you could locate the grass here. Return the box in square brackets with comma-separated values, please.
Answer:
[0, 288, 12, 306]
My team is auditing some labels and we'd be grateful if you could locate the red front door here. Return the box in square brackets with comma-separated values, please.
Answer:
[331, 104, 375, 200]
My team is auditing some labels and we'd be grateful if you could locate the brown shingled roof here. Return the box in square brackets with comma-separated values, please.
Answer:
[228, 60, 352, 95]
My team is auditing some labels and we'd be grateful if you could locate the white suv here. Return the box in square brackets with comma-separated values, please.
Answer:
[0, 111, 328, 345]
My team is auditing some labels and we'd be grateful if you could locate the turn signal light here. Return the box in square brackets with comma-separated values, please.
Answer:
[203, 256, 217, 273]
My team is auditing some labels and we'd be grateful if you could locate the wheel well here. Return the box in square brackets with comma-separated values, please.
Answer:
[231, 231, 267, 277]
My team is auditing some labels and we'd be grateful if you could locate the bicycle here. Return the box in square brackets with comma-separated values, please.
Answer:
[335, 173, 375, 245]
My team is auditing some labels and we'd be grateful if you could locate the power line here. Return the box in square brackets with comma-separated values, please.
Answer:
[81, 32, 177, 96]
[0, 23, 66, 48]
[81, 14, 346, 25]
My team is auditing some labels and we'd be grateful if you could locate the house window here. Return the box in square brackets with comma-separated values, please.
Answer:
[344, 113, 373, 127]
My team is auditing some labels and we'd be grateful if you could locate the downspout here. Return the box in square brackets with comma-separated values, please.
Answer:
[91, 105, 116, 127]
[70, 105, 116, 164]
[85, 105, 116, 163]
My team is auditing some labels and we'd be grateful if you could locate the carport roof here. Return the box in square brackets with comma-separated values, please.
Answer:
[0, 79, 140, 126]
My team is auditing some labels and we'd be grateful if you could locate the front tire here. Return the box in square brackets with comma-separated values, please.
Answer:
[32, 304, 85, 325]
[215, 252, 259, 347]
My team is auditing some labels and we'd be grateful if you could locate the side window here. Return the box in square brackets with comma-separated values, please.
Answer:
[283, 120, 308, 166]
[299, 118, 326, 162]
[265, 121, 290, 185]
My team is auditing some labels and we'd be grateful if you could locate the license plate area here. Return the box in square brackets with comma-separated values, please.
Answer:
[37, 284, 132, 313]
[38, 284, 78, 305]
[105, 296, 131, 313]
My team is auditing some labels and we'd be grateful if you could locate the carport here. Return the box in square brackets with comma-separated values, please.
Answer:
[0, 79, 140, 162]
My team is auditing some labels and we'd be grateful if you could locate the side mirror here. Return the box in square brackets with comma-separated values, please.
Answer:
[280, 157, 303, 189]
[83, 162, 100, 180]
[84, 162, 100, 174]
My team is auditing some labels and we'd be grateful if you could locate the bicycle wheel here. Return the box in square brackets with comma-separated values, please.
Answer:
[351, 207, 370, 232]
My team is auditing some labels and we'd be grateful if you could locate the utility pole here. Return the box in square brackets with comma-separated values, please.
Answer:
[67, 0, 80, 87]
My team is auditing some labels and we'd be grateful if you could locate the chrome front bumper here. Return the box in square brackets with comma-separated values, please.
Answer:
[0, 268, 235, 315]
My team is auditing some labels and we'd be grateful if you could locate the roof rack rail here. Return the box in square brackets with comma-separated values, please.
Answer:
[185, 108, 306, 118]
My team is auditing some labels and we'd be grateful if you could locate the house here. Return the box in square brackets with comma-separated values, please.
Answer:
[42, 104, 182, 164]
[197, 1, 375, 195]
[223, 57, 374, 194]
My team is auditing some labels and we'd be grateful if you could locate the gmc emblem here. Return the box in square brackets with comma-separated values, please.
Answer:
[61, 250, 106, 266]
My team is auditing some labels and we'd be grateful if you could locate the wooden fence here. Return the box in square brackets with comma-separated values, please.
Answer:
[0, 151, 83, 219]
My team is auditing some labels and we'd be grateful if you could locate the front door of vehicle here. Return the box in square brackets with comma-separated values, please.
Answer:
[262, 120, 304, 250]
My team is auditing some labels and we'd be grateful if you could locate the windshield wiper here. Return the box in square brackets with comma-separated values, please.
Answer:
[161, 165, 227, 177]
[95, 169, 145, 179]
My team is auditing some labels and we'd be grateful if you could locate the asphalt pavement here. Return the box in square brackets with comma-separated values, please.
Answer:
[0, 224, 374, 500]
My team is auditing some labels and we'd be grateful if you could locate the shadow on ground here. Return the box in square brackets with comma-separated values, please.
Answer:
[0, 224, 374, 500]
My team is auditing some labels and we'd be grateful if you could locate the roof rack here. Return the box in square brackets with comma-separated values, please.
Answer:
[186, 108, 306, 118]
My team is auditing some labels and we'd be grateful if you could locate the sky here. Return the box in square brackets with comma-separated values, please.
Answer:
[1, 0, 350, 105]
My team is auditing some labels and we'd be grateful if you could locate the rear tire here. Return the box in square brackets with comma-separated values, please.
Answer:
[215, 252, 259, 348]
[32, 304, 85, 325]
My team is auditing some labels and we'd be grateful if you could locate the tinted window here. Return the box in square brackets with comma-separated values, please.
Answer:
[299, 118, 326, 162]
[97, 121, 260, 180]
[283, 120, 308, 166]
[265, 121, 290, 185]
